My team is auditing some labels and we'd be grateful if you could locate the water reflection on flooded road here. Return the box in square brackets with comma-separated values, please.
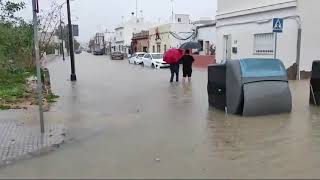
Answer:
[0, 54, 319, 179]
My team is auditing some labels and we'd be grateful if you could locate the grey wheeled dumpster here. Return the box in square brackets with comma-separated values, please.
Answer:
[310, 60, 320, 106]
[208, 64, 226, 110]
[208, 58, 292, 116]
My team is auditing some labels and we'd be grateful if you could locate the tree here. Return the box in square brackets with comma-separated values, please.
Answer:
[38, 0, 61, 58]
[0, 0, 25, 23]
[0, 0, 33, 72]
[55, 25, 81, 53]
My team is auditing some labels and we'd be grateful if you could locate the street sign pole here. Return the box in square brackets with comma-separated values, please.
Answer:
[32, 0, 45, 134]
[273, 18, 283, 60]
[274, 32, 278, 59]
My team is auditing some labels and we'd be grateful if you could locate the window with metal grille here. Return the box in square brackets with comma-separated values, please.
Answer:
[253, 33, 274, 55]
[157, 45, 161, 53]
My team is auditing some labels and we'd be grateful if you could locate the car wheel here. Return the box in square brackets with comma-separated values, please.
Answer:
[134, 61, 137, 65]
[151, 64, 155, 69]
[141, 62, 144, 67]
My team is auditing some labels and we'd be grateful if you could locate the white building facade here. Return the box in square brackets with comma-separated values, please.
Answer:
[104, 31, 115, 55]
[195, 23, 216, 55]
[216, 0, 320, 78]
[149, 14, 196, 54]
[112, 14, 155, 55]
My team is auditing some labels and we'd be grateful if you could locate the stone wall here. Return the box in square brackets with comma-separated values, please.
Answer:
[193, 55, 216, 68]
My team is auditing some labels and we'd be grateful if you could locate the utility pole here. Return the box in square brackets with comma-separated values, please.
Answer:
[171, 0, 174, 22]
[136, 0, 138, 20]
[31, 0, 45, 134]
[59, 8, 65, 61]
[66, 0, 77, 81]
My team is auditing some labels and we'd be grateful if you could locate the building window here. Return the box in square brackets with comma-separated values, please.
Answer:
[198, 40, 204, 51]
[254, 33, 274, 55]
[164, 45, 167, 52]
[178, 18, 182, 23]
[157, 44, 161, 53]
[153, 45, 155, 53]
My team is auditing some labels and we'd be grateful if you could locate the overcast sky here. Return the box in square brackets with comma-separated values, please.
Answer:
[19, 0, 217, 42]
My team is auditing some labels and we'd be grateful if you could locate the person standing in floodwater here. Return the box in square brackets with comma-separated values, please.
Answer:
[170, 62, 180, 83]
[180, 49, 195, 82]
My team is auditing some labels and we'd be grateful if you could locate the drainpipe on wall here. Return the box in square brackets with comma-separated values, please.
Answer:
[290, 16, 302, 80]
[296, 21, 302, 80]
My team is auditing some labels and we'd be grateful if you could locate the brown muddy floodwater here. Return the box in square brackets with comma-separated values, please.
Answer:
[0, 53, 319, 179]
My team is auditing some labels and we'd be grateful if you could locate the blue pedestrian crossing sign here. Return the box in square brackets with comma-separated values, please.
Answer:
[273, 18, 283, 33]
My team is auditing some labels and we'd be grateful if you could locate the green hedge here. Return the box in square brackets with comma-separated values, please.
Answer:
[0, 22, 34, 73]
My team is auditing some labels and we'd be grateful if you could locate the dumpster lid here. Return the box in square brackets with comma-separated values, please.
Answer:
[240, 58, 286, 78]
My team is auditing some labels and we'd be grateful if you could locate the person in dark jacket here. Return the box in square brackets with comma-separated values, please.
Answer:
[180, 49, 195, 82]
[170, 63, 180, 83]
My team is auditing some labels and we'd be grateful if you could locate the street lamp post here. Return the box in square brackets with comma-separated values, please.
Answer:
[66, 0, 77, 81]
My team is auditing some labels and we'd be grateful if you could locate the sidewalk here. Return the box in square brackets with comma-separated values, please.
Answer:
[0, 54, 66, 166]
[0, 117, 66, 166]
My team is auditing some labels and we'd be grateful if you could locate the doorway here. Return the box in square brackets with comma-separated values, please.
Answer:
[205, 41, 210, 55]
[223, 35, 232, 60]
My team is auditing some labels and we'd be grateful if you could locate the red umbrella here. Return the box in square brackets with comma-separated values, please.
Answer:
[163, 48, 183, 64]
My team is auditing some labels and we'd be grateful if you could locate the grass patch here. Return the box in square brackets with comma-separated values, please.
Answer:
[0, 104, 11, 110]
[45, 93, 60, 103]
[0, 69, 59, 109]
[0, 71, 32, 101]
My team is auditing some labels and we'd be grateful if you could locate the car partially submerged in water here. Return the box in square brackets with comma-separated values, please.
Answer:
[111, 51, 124, 60]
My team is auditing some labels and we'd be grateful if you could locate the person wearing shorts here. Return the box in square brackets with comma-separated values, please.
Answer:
[180, 49, 195, 82]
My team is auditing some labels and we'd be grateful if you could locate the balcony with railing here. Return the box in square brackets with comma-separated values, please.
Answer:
[132, 31, 149, 40]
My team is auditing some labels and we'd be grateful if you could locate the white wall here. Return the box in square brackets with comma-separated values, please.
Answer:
[216, 7, 298, 69]
[218, 0, 296, 14]
[298, 0, 320, 71]
[174, 14, 190, 24]
[116, 17, 155, 54]
[216, 0, 320, 72]
[149, 24, 171, 53]
[197, 26, 216, 55]
[170, 23, 196, 48]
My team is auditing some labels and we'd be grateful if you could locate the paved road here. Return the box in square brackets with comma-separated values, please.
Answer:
[0, 53, 319, 179]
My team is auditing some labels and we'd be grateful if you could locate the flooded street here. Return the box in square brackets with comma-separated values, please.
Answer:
[0, 53, 319, 178]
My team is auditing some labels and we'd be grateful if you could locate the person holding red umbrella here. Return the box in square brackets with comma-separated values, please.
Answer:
[169, 62, 180, 82]
[164, 48, 183, 83]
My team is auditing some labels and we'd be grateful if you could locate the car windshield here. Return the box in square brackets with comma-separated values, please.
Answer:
[137, 54, 145, 57]
[151, 54, 163, 59]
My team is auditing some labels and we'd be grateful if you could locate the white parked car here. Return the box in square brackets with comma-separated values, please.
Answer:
[142, 53, 170, 69]
[128, 52, 146, 64]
